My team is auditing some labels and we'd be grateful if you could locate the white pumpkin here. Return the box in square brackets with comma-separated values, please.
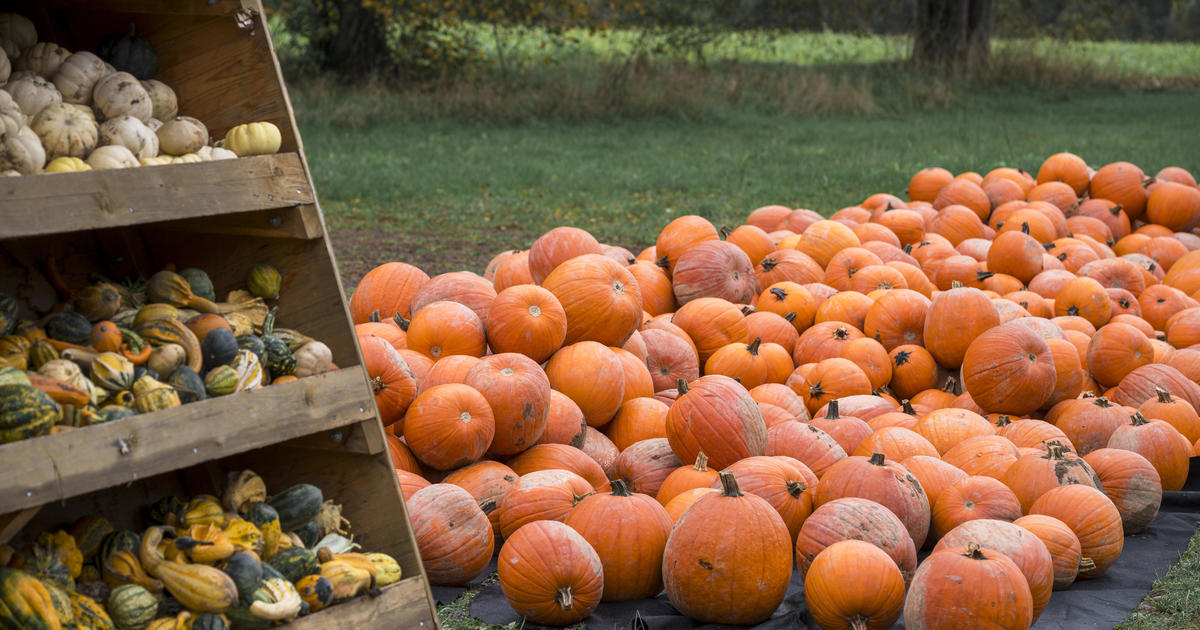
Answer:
[0, 46, 9, 85]
[93, 72, 152, 122]
[0, 110, 19, 136]
[0, 14, 36, 50]
[140, 80, 177, 122]
[292, 342, 333, 378]
[157, 115, 207, 155]
[43, 156, 90, 173]
[99, 115, 158, 159]
[31, 102, 98, 159]
[0, 91, 20, 128]
[86, 144, 138, 170]
[5, 69, 34, 84]
[3, 75, 60, 121]
[1, 169, 17, 177]
[146, 117, 163, 132]
[171, 152, 202, 164]
[0, 125, 45, 174]
[16, 42, 70, 78]
[52, 51, 106, 105]
[209, 146, 237, 161]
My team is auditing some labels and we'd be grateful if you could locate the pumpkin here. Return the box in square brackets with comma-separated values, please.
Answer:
[662, 471, 791, 624]
[0, 13, 37, 49]
[497, 469, 594, 538]
[1028, 484, 1123, 579]
[402, 383, 494, 471]
[931, 476, 1022, 540]
[563, 479, 672, 602]
[8, 75, 63, 121]
[862, 288, 931, 352]
[139, 80, 177, 121]
[545, 341, 625, 427]
[666, 375, 767, 470]
[98, 115, 158, 160]
[156, 116, 207, 156]
[406, 300, 485, 359]
[497, 519, 604, 626]
[460, 352, 550, 456]
[349, 262, 430, 323]
[961, 322, 1056, 415]
[224, 122, 282, 157]
[91, 72, 151, 121]
[1082, 448, 1161, 535]
[0, 124, 46, 174]
[764, 420, 847, 478]
[443, 460, 519, 537]
[1055, 396, 1132, 456]
[804, 540, 906, 630]
[1139, 387, 1200, 444]
[537, 389, 587, 448]
[358, 334, 417, 428]
[641, 328, 699, 392]
[718, 456, 816, 543]
[408, 484, 494, 586]
[528, 226, 604, 283]
[1001, 442, 1101, 513]
[671, 240, 756, 305]
[409, 271, 496, 326]
[31, 102, 98, 160]
[1090, 161, 1149, 221]
[91, 352, 135, 392]
[94, 25, 158, 79]
[1106, 411, 1192, 491]
[923, 285, 999, 369]
[53, 51, 107, 105]
[606, 397, 669, 452]
[655, 452, 717, 506]
[607, 437, 678, 496]
[655, 214, 719, 272]
[1013, 514, 1085, 591]
[670, 297, 748, 364]
[542, 254, 642, 347]
[288, 341, 331, 378]
[244, 264, 282, 301]
[903, 543, 1033, 630]
[69, 590, 115, 630]
[941, 435, 1020, 480]
[814, 452, 931, 545]
[485, 285, 567, 363]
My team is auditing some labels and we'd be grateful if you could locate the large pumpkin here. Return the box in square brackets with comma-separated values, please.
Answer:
[923, 286, 999, 369]
[804, 540, 906, 630]
[932, 519, 1054, 622]
[641, 328, 700, 393]
[1028, 484, 1123, 579]
[662, 471, 792, 625]
[665, 375, 767, 470]
[961, 323, 1056, 415]
[545, 342, 625, 427]
[1106, 412, 1192, 491]
[1082, 448, 1161, 535]
[670, 297, 749, 364]
[349, 262, 429, 324]
[655, 215, 719, 272]
[612, 438, 683, 497]
[497, 520, 604, 626]
[795, 496, 918, 583]
[496, 470, 594, 539]
[718, 456, 817, 543]
[542, 254, 643, 347]
[563, 479, 672, 602]
[357, 334, 417, 428]
[443, 460, 520, 538]
[405, 300, 486, 359]
[903, 543, 1033, 630]
[409, 271, 497, 326]
[408, 484, 494, 586]
[528, 226, 603, 283]
[813, 453, 930, 548]
[402, 384, 495, 471]
[485, 285, 567, 363]
[931, 476, 1022, 540]
[507, 443, 609, 491]
[765, 421, 847, 478]
[464, 353, 551, 456]
[1013, 514, 1085, 591]
[1001, 442, 1101, 513]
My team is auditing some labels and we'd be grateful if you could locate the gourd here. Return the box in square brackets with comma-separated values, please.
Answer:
[140, 81, 176, 122]
[201, 328, 238, 372]
[294, 575, 333, 613]
[0, 567, 61, 630]
[203, 366, 237, 397]
[167, 366, 205, 403]
[259, 310, 294, 379]
[147, 271, 221, 314]
[16, 42, 71, 78]
[95, 406, 136, 424]
[53, 51, 107, 105]
[87, 145, 139, 170]
[156, 116, 207, 156]
[46, 311, 92, 345]
[92, 352, 135, 392]
[267, 484, 323, 532]
[26, 340, 59, 370]
[179, 496, 226, 528]
[5, 75, 61, 120]
[98, 26, 158, 80]
[223, 471, 267, 514]
[178, 269, 215, 302]
[245, 264, 282, 300]
[99, 531, 143, 566]
[69, 590, 116, 630]
[291, 342, 332, 378]
[180, 524, 234, 565]
[31, 102, 98, 159]
[0, 47, 8, 86]
[139, 527, 238, 614]
[131, 374, 180, 413]
[133, 305, 178, 329]
[146, 344, 185, 379]
[136, 318, 202, 373]
[265, 547, 319, 584]
[102, 550, 163, 592]
[221, 520, 263, 555]
[18, 544, 74, 590]
[42, 581, 75, 629]
[99, 115, 158, 159]
[92, 72, 152, 122]
[106, 584, 158, 630]
[0, 383, 60, 443]
[218, 551, 263, 601]
[223, 123, 281, 157]
[0, 13, 35, 49]
[36, 531, 83, 579]
[242, 504, 282, 560]
[366, 553, 402, 586]
[0, 92, 20, 129]
[77, 284, 124, 322]
[247, 578, 301, 622]
[0, 125, 46, 174]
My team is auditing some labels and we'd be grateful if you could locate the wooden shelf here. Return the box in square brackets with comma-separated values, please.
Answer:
[0, 368, 377, 514]
[0, 154, 315, 240]
[288, 576, 440, 629]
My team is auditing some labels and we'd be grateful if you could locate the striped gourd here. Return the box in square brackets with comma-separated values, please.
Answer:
[136, 319, 201, 373]
[69, 589, 115, 630]
[0, 384, 60, 443]
[106, 584, 158, 630]
[0, 568, 60, 630]
[246, 264, 282, 300]
[204, 366, 238, 397]
[91, 353, 135, 393]
[231, 350, 263, 392]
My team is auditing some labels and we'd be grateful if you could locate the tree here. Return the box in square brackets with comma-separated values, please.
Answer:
[912, 0, 992, 67]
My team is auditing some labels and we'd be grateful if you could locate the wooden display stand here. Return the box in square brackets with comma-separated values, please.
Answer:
[0, 1, 439, 627]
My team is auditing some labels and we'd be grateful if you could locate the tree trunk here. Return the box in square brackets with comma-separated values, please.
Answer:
[912, 0, 992, 68]
[315, 1, 392, 77]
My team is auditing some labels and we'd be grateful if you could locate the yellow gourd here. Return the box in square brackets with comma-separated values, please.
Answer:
[43, 157, 90, 173]
[222, 122, 281, 157]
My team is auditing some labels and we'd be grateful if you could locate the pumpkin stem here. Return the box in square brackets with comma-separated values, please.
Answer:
[950, 280, 963, 289]
[1155, 387, 1173, 403]
[785, 479, 806, 498]
[1093, 397, 1113, 408]
[555, 586, 574, 611]
[656, 255, 670, 269]
[942, 377, 960, 394]
[759, 257, 778, 271]
[392, 314, 410, 331]
[1080, 390, 1096, 399]
[1044, 441, 1065, 460]
[740, 305, 756, 316]
[747, 338, 761, 355]
[608, 479, 632, 497]
[479, 498, 498, 515]
[993, 415, 1012, 427]
[1067, 305, 1080, 317]
[1079, 556, 1097, 572]
[902, 243, 913, 254]
[848, 617, 870, 630]
[976, 271, 994, 281]
[901, 399, 916, 415]
[769, 287, 787, 301]
[717, 470, 743, 497]
[1130, 411, 1149, 426]
[834, 327, 850, 341]
[784, 312, 797, 323]
[693, 452, 709, 471]
[368, 310, 382, 323]
[894, 350, 911, 366]
[719, 225, 730, 240]
[676, 379, 689, 395]
[1109, 203, 1123, 215]
[825, 399, 840, 419]
[962, 542, 986, 560]
[1020, 222, 1031, 235]
[868, 452, 886, 465]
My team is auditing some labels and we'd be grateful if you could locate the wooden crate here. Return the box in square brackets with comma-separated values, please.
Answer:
[0, 0, 440, 626]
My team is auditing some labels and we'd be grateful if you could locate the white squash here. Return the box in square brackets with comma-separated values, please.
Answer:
[140, 80, 177, 122]
[292, 342, 333, 378]
[209, 147, 237, 161]
[171, 152, 202, 164]
[52, 51, 106, 105]
[157, 115, 207, 155]
[0, 125, 45, 174]
[3, 75, 60, 121]
[31, 102, 98, 159]
[223, 122, 282, 156]
[99, 115, 158, 159]
[0, 14, 36, 50]
[92, 71, 152, 122]
[86, 144, 138, 170]
[147, 344, 186, 379]
[146, 117, 163, 132]
[1, 169, 17, 177]
[16, 42, 70, 78]
[0, 46, 9, 85]
[0, 91, 20, 129]
[0, 111, 19, 136]
[5, 69, 34, 84]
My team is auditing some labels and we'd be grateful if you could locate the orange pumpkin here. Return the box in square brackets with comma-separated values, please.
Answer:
[409, 484, 494, 585]
[1084, 447, 1163, 535]
[1013, 514, 1085, 591]
[804, 540, 906, 630]
[1139, 387, 1200, 445]
[406, 300, 487, 359]
[626, 261, 676, 316]
[492, 249, 534, 291]
[719, 455, 817, 543]
[932, 519, 1054, 621]
[528, 226, 603, 283]
[923, 285, 1000, 369]
[465, 352, 552, 456]
[961, 323, 1056, 415]
[538, 390, 587, 448]
[671, 297, 749, 364]
[358, 334, 418, 428]
[888, 344, 939, 400]
[402, 383, 494, 471]
[1106, 412, 1192, 491]
[765, 419, 847, 479]
[795, 496, 918, 583]
[496, 469, 595, 538]
[613, 438, 683, 497]
[1086, 322, 1153, 388]
[444, 460, 520, 538]
[666, 375, 767, 469]
[349, 261, 430, 323]
[1029, 484, 1123, 579]
[542, 254, 643, 347]
[1037, 151, 1090, 195]
[409, 271, 497, 326]
[641, 328, 700, 393]
[545, 342, 625, 427]
[672, 240, 756, 305]
[656, 215, 719, 272]
[508, 443, 609, 491]
[813, 453, 930, 548]
[485, 285, 567, 363]
[904, 543, 1034, 630]
[497, 520, 604, 625]
[704, 337, 792, 389]
[605, 397, 669, 451]
[1089, 161, 1150, 221]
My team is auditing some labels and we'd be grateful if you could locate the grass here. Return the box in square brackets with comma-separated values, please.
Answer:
[281, 23, 1200, 629]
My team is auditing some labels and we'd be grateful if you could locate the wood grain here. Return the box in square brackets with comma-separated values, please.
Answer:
[0, 368, 375, 514]
[36, 0, 247, 15]
[287, 576, 440, 630]
[0, 154, 314, 239]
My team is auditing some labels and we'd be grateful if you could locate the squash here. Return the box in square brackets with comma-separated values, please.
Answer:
[136, 319, 201, 373]
[16, 42, 71, 79]
[180, 496, 226, 528]
[230, 350, 263, 392]
[0, 365, 30, 387]
[245, 265, 282, 300]
[46, 311, 92, 346]
[156, 116, 206, 156]
[294, 574, 333, 613]
[53, 51, 107, 105]
[98, 25, 158, 80]
[217, 552, 262, 602]
[0, 383, 60, 443]
[258, 310, 294, 379]
[102, 550, 163, 593]
[147, 272, 221, 315]
[6, 75, 62, 121]
[0, 567, 62, 630]
[0, 124, 46, 174]
[265, 547, 319, 584]
[139, 528, 238, 614]
[220, 520, 263, 555]
[316, 560, 374, 602]
[242, 504, 282, 560]
[203, 366, 237, 397]
[106, 584, 158, 630]
[99, 116, 158, 160]
[166, 367, 204, 404]
[92, 72, 152, 122]
[0, 13, 37, 49]
[131, 375, 180, 414]
[222, 123, 281, 157]
[366, 553, 401, 586]
[140, 81, 176, 122]
[18, 545, 74, 590]
[146, 344, 185, 380]
[267, 484, 323, 533]
[235, 335, 266, 367]
[26, 340, 59, 371]
[91, 352, 135, 393]
[70, 514, 115, 561]
[69, 590, 115, 630]
[247, 578, 300, 623]
[77, 284, 124, 323]
[0, 293, 17, 336]
[31, 102, 98, 159]
[87, 145, 139, 170]
[94, 406, 136, 424]
[291, 342, 332, 378]
[99, 531, 143, 566]
[36, 531, 83, 580]
[44, 156, 91, 173]
[40, 581, 74, 628]
[132, 305, 178, 330]
[222, 471, 266, 514]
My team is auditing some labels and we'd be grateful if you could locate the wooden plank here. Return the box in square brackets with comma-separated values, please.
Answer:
[0, 154, 314, 240]
[283, 421, 376, 456]
[0, 368, 376, 514]
[0, 507, 41, 545]
[154, 205, 325, 240]
[288, 576, 440, 630]
[35, 0, 246, 15]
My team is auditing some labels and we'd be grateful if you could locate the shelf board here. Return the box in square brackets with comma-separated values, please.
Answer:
[0, 368, 375, 514]
[0, 153, 314, 240]
[288, 575, 440, 630]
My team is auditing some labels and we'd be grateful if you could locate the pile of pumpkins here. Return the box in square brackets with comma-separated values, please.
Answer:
[0, 12, 282, 175]
[0, 469, 403, 629]
[0, 263, 336, 444]
[352, 153, 1200, 628]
